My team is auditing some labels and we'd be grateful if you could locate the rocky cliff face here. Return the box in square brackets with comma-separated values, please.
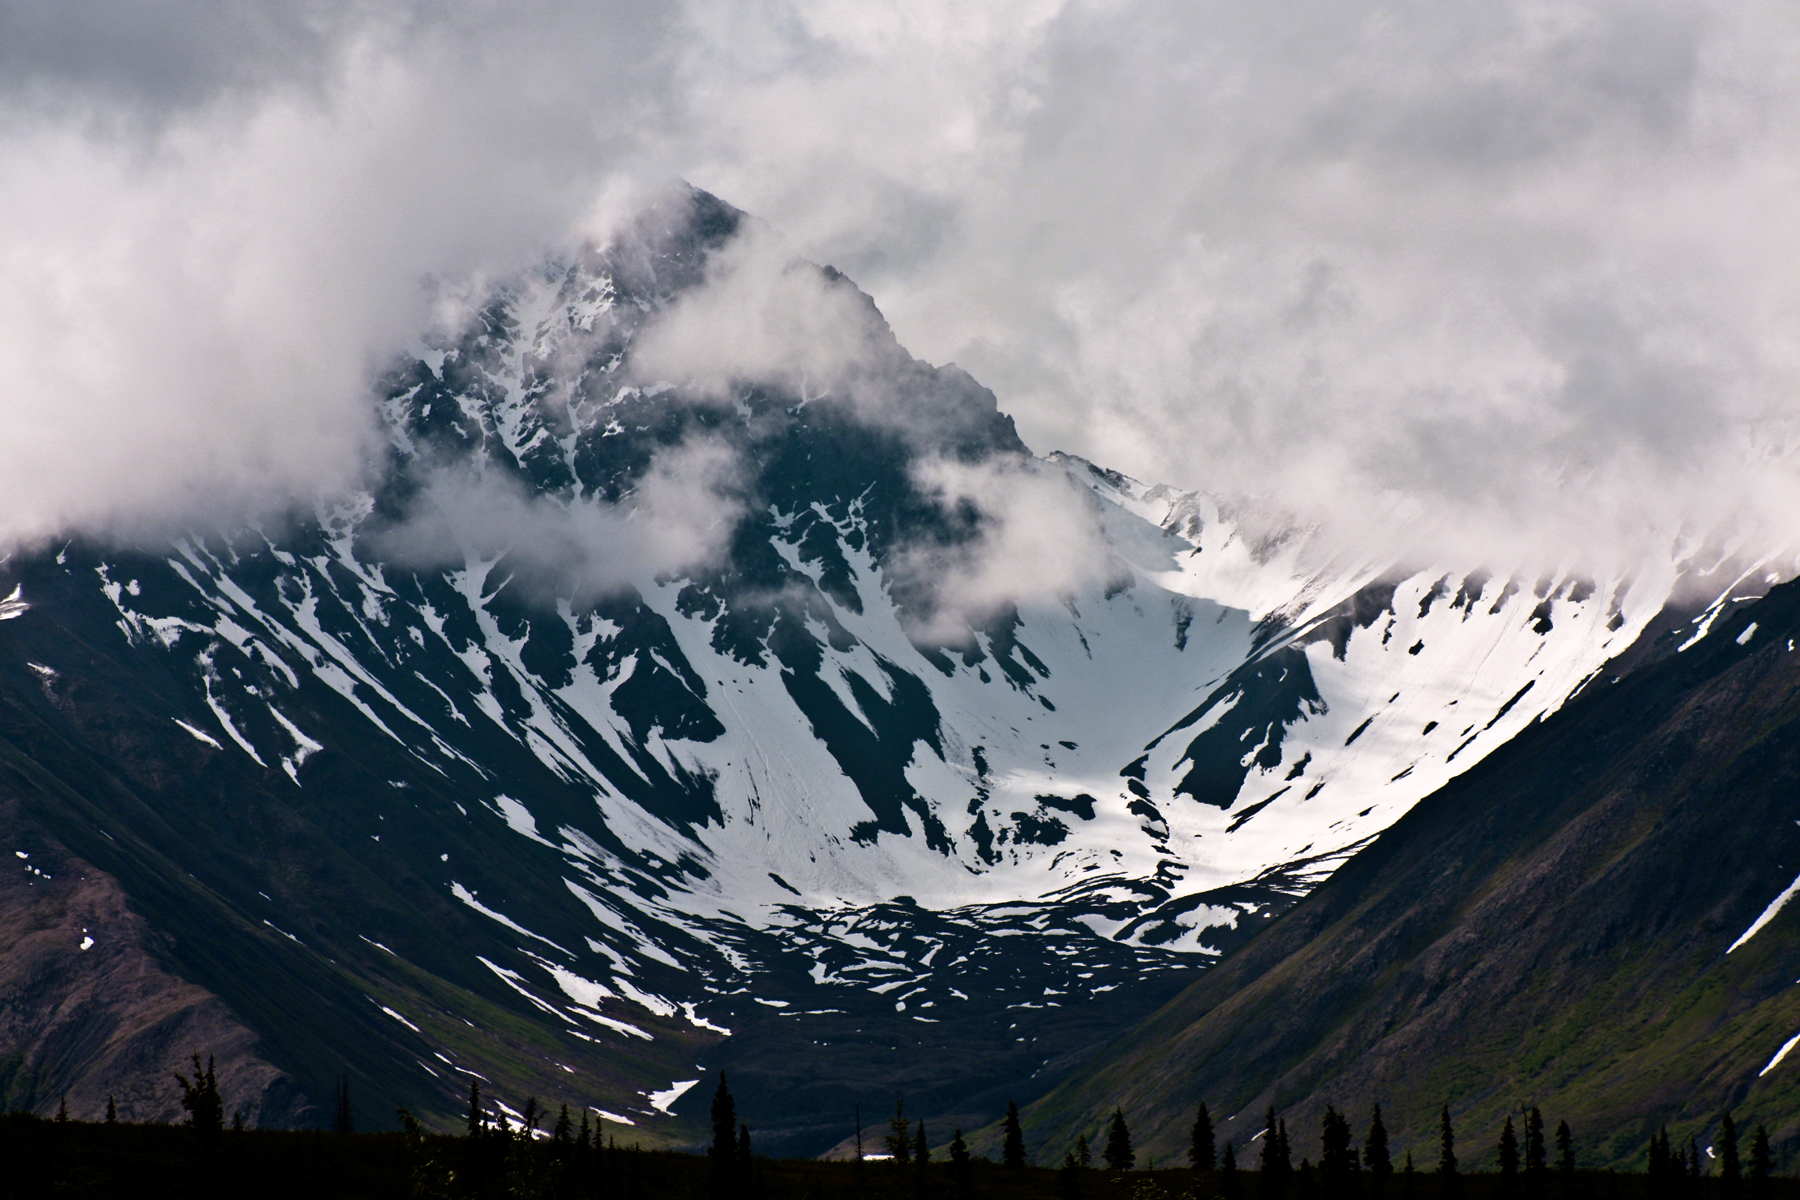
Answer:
[0, 186, 1771, 1151]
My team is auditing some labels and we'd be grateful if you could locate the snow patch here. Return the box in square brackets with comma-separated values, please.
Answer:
[1729, 871, 1800, 953]
[648, 1079, 700, 1114]
[173, 719, 224, 749]
[1761, 1030, 1800, 1077]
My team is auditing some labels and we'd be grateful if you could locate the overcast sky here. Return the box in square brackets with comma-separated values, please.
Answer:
[2, 0, 1798, 573]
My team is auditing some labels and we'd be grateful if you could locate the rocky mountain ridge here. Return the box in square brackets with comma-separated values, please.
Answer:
[0, 186, 1777, 1151]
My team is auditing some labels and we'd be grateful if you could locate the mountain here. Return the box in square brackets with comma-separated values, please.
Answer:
[0, 186, 1775, 1151]
[999, 574, 1800, 1171]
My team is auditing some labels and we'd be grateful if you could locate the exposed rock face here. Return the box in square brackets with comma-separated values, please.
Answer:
[0, 796, 300, 1125]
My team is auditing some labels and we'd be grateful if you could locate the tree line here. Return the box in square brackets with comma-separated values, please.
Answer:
[17, 1055, 1795, 1200]
[1017, 1099, 1782, 1199]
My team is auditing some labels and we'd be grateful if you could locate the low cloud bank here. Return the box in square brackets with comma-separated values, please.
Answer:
[3, 0, 1798, 586]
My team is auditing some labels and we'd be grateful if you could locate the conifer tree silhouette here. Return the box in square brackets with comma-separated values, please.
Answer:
[1437, 1107, 1461, 1200]
[888, 1101, 913, 1167]
[950, 1128, 973, 1199]
[105, 1094, 117, 1124]
[1498, 1116, 1519, 1193]
[1321, 1105, 1353, 1199]
[175, 1053, 224, 1137]
[1364, 1105, 1392, 1198]
[466, 1080, 485, 1137]
[1749, 1126, 1772, 1200]
[1262, 1107, 1290, 1200]
[1003, 1101, 1026, 1169]
[1221, 1140, 1240, 1200]
[710, 1075, 738, 1200]
[1191, 1102, 1216, 1171]
[1061, 1147, 1083, 1200]
[1077, 1134, 1091, 1168]
[914, 1120, 930, 1200]
[1103, 1109, 1134, 1172]
[55, 1096, 68, 1123]
[1555, 1121, 1575, 1181]
[1524, 1108, 1546, 1186]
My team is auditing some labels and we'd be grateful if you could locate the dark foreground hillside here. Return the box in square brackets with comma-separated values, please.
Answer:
[8, 1113, 1800, 1200]
[1002, 575, 1800, 1169]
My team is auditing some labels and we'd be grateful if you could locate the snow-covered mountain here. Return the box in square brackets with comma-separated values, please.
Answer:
[0, 186, 1780, 1148]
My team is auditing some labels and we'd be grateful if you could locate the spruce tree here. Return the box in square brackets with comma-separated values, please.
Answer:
[1721, 1113, 1742, 1200]
[1364, 1105, 1392, 1197]
[1648, 1128, 1671, 1200]
[1749, 1126, 1772, 1200]
[1438, 1107, 1461, 1200]
[888, 1101, 913, 1167]
[1263, 1108, 1290, 1200]
[1321, 1106, 1353, 1200]
[710, 1075, 738, 1200]
[1077, 1133, 1091, 1168]
[55, 1096, 68, 1123]
[1499, 1116, 1519, 1182]
[175, 1053, 225, 1137]
[105, 1094, 117, 1124]
[1003, 1101, 1026, 1169]
[1221, 1140, 1240, 1200]
[521, 1096, 542, 1137]
[915, 1120, 930, 1199]
[1104, 1109, 1134, 1172]
[950, 1128, 974, 1199]
[1524, 1108, 1546, 1181]
[1192, 1102, 1217, 1171]
[467, 1081, 485, 1138]
[739, 1123, 753, 1178]
[1555, 1121, 1575, 1181]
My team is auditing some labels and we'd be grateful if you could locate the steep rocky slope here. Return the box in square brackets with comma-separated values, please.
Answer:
[1004, 578, 1800, 1169]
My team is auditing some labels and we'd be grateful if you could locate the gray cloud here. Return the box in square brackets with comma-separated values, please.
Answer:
[2, 0, 1798, 576]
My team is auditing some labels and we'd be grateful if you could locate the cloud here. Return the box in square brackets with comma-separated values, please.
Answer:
[3, 0, 1800, 577]
[0, 3, 672, 549]
[627, 222, 894, 400]
[666, 0, 1800, 571]
[893, 454, 1124, 638]
[371, 437, 746, 604]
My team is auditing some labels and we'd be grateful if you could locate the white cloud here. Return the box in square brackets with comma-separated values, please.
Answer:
[3, 0, 1800, 574]
[373, 437, 746, 604]
[895, 455, 1121, 637]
